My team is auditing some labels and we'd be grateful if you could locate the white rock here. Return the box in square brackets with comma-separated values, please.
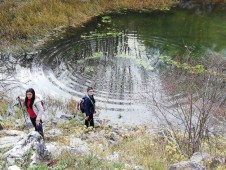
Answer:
[0, 136, 23, 152]
[8, 165, 21, 170]
[0, 130, 26, 136]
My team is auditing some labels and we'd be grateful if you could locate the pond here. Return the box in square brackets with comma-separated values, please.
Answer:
[2, 7, 226, 125]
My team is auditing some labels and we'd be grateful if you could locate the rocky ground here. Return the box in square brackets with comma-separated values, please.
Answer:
[0, 109, 226, 170]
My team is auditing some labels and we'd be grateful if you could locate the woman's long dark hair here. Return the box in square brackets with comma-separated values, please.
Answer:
[24, 88, 35, 108]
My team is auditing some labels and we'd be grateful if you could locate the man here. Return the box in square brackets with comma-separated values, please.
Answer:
[84, 87, 96, 128]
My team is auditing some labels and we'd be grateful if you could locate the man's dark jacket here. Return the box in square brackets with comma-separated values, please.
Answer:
[84, 95, 95, 116]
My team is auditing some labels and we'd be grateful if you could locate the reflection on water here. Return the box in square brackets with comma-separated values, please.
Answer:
[42, 35, 159, 102]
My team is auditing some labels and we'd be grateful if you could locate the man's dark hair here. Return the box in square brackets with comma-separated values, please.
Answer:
[87, 87, 93, 92]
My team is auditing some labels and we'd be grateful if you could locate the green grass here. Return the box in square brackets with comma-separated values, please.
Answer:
[0, 0, 178, 53]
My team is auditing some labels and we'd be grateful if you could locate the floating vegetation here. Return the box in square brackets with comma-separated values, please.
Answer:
[81, 32, 123, 39]
[159, 55, 206, 74]
[85, 66, 94, 73]
[81, 16, 123, 39]
[77, 52, 103, 64]
[102, 16, 112, 23]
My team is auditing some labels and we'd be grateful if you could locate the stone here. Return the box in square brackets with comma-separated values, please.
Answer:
[86, 131, 105, 142]
[190, 152, 222, 169]
[0, 136, 23, 152]
[109, 132, 120, 141]
[125, 163, 132, 169]
[60, 114, 73, 120]
[31, 142, 50, 164]
[0, 130, 26, 136]
[112, 127, 119, 134]
[168, 161, 206, 170]
[6, 157, 16, 165]
[49, 118, 58, 126]
[15, 119, 33, 129]
[70, 137, 90, 155]
[45, 142, 67, 158]
[46, 128, 62, 138]
[8, 165, 21, 170]
[3, 131, 50, 165]
[74, 115, 82, 121]
[133, 165, 144, 170]
[106, 152, 119, 162]
[94, 119, 101, 127]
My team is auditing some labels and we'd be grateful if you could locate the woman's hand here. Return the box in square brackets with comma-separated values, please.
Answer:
[36, 120, 40, 125]
[85, 116, 89, 120]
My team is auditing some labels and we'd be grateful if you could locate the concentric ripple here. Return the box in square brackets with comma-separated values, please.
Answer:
[34, 34, 165, 113]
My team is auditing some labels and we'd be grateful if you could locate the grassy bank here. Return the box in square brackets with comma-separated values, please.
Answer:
[0, 0, 178, 53]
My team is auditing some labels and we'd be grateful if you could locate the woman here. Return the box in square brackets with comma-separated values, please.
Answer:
[23, 88, 44, 138]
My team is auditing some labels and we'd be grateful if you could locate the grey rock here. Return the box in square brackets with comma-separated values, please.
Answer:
[14, 119, 33, 129]
[106, 152, 119, 162]
[133, 165, 144, 170]
[58, 119, 69, 124]
[94, 119, 101, 127]
[190, 152, 221, 169]
[70, 137, 90, 155]
[45, 142, 68, 158]
[112, 127, 119, 134]
[86, 131, 104, 142]
[0, 136, 24, 153]
[109, 132, 119, 141]
[60, 114, 73, 120]
[49, 118, 58, 126]
[95, 118, 103, 124]
[168, 161, 206, 170]
[0, 130, 26, 136]
[31, 142, 50, 165]
[3, 131, 50, 165]
[46, 128, 62, 138]
[108, 140, 116, 145]
[125, 163, 132, 169]
[74, 115, 82, 121]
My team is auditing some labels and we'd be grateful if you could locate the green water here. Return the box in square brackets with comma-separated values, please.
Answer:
[91, 9, 226, 57]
